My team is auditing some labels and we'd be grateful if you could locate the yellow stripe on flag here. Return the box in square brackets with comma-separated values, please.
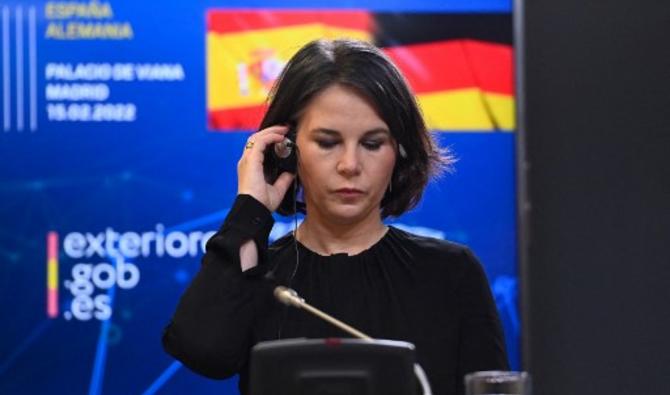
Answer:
[417, 88, 515, 131]
[483, 91, 515, 130]
[207, 24, 370, 110]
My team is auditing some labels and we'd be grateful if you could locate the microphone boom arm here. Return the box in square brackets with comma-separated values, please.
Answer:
[273, 285, 433, 395]
[274, 286, 372, 340]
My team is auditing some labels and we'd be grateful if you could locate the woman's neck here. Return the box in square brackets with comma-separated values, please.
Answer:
[296, 215, 388, 256]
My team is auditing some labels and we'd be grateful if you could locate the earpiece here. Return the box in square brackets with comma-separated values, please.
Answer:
[264, 126, 297, 184]
[273, 137, 295, 159]
[398, 144, 407, 159]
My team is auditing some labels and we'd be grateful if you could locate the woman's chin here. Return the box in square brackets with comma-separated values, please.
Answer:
[321, 203, 379, 225]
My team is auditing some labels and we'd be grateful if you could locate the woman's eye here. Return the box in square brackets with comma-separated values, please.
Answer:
[316, 139, 338, 149]
[362, 140, 383, 150]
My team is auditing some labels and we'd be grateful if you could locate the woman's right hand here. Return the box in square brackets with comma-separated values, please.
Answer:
[237, 125, 296, 212]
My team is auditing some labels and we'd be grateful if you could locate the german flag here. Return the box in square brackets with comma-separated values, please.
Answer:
[206, 10, 513, 132]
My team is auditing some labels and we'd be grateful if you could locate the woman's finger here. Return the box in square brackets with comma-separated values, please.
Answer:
[242, 131, 290, 163]
[272, 171, 296, 198]
[256, 124, 290, 135]
[246, 125, 290, 148]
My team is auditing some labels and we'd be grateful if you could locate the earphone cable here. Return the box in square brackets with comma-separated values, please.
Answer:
[278, 149, 300, 340]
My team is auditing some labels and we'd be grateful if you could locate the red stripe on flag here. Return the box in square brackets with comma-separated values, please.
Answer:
[207, 10, 372, 34]
[384, 40, 513, 95]
[462, 40, 513, 95]
[208, 105, 268, 131]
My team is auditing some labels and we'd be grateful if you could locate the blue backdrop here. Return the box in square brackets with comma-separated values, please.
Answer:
[0, 1, 517, 394]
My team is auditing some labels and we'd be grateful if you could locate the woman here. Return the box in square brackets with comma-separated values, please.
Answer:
[163, 39, 508, 395]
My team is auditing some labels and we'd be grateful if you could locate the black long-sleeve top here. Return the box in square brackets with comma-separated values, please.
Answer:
[162, 195, 509, 395]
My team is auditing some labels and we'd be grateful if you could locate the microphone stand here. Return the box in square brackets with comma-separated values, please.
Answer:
[274, 286, 372, 340]
[274, 286, 433, 395]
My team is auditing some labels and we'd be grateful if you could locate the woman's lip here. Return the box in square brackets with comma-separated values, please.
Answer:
[334, 188, 363, 194]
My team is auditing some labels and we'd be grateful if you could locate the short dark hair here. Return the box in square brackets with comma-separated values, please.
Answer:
[260, 38, 452, 218]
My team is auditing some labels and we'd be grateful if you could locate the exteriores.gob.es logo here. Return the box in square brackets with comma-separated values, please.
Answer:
[46, 224, 215, 321]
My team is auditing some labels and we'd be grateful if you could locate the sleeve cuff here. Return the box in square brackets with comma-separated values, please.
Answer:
[218, 194, 274, 271]
[221, 194, 274, 236]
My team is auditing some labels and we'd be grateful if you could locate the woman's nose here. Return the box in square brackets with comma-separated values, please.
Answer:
[336, 145, 362, 176]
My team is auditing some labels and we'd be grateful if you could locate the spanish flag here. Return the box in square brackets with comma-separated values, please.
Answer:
[206, 10, 513, 132]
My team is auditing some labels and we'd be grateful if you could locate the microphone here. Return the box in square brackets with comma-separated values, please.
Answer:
[274, 286, 372, 340]
[273, 286, 304, 308]
[273, 285, 433, 395]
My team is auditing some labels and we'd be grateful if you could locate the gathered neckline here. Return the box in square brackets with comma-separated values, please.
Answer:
[293, 226, 395, 259]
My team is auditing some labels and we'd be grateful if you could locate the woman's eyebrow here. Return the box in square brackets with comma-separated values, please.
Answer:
[310, 128, 340, 137]
[310, 127, 390, 137]
[362, 128, 391, 137]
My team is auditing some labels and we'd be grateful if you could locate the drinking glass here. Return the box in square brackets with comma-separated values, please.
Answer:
[465, 371, 531, 395]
